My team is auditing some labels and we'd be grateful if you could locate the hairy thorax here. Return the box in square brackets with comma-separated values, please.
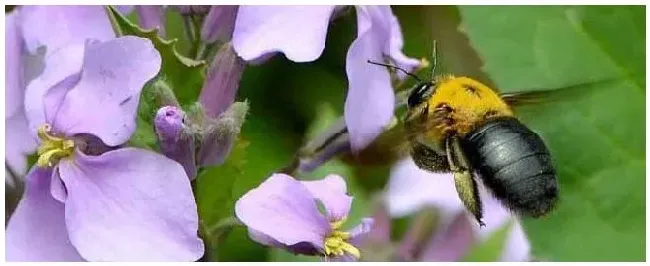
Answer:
[406, 75, 515, 151]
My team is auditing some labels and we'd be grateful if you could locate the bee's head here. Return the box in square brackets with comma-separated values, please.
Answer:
[407, 81, 435, 109]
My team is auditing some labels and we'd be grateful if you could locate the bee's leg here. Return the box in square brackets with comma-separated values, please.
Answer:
[410, 141, 450, 173]
[445, 136, 485, 226]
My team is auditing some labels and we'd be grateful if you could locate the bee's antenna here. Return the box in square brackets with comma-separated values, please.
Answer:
[367, 60, 423, 83]
[430, 40, 438, 79]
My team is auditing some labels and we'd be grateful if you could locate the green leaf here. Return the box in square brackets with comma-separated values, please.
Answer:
[194, 139, 249, 260]
[106, 6, 205, 106]
[459, 6, 644, 261]
[462, 221, 512, 262]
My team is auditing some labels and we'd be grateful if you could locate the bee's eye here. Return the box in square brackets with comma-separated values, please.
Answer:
[407, 82, 434, 108]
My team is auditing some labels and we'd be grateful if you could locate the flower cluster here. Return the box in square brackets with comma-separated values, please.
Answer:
[6, 6, 202, 261]
[5, 5, 533, 263]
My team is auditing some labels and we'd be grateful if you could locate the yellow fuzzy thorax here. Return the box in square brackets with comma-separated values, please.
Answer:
[423, 75, 514, 141]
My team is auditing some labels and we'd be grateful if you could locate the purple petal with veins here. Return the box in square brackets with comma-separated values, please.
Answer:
[235, 173, 331, 250]
[45, 36, 161, 146]
[57, 148, 203, 261]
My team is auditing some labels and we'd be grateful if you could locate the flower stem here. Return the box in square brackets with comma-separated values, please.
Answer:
[105, 6, 124, 37]
[188, 15, 204, 59]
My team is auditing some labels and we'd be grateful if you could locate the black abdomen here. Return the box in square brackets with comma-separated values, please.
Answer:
[461, 117, 558, 217]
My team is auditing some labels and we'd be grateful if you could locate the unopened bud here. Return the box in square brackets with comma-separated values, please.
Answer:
[197, 101, 249, 167]
[154, 106, 197, 179]
[135, 5, 166, 37]
[173, 5, 211, 16]
[200, 6, 238, 44]
[199, 42, 245, 118]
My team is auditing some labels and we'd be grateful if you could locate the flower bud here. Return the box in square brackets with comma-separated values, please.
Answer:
[154, 106, 197, 179]
[135, 6, 166, 37]
[173, 5, 211, 16]
[199, 42, 245, 118]
[200, 6, 238, 43]
[197, 101, 249, 167]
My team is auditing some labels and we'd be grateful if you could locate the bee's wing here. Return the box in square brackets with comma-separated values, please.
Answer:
[500, 77, 624, 106]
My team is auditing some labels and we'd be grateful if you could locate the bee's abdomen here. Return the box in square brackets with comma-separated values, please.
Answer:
[461, 117, 558, 217]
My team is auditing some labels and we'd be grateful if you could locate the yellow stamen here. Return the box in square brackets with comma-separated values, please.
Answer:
[323, 217, 361, 260]
[36, 124, 75, 167]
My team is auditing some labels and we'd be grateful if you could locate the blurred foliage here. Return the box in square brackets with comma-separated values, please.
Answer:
[462, 221, 512, 261]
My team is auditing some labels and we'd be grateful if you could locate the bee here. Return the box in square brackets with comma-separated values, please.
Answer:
[369, 47, 567, 225]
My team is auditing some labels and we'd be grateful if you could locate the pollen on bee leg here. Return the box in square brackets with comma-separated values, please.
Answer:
[36, 124, 75, 167]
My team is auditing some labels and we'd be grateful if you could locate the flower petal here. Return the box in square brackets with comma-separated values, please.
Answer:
[327, 254, 358, 262]
[248, 229, 320, 256]
[500, 220, 531, 261]
[388, 158, 531, 261]
[343, 6, 421, 151]
[5, 11, 38, 176]
[18, 6, 114, 54]
[385, 157, 463, 219]
[344, 7, 395, 151]
[301, 174, 353, 221]
[347, 217, 375, 247]
[6, 167, 84, 262]
[48, 36, 161, 146]
[232, 6, 336, 62]
[57, 148, 203, 261]
[6, 110, 38, 176]
[472, 183, 513, 239]
[381, 7, 421, 75]
[50, 166, 67, 202]
[418, 212, 475, 261]
[116, 6, 135, 15]
[473, 184, 531, 261]
[24, 43, 85, 136]
[6, 11, 23, 117]
[235, 173, 330, 250]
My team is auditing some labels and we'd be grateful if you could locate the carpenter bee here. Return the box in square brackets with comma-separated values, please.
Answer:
[369, 46, 571, 226]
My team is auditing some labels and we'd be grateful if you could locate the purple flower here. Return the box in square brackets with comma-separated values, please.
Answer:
[5, 10, 38, 178]
[6, 6, 116, 178]
[6, 36, 204, 261]
[17, 6, 115, 140]
[232, 6, 422, 151]
[235, 173, 374, 261]
[385, 157, 531, 262]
